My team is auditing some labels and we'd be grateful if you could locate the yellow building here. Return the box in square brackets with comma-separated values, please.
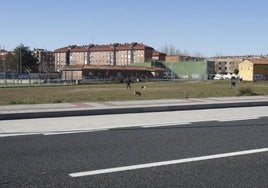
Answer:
[239, 59, 268, 81]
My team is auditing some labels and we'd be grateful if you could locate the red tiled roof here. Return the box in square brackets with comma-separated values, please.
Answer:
[152, 50, 166, 56]
[132, 43, 153, 50]
[70, 46, 90, 52]
[247, 59, 268, 64]
[114, 44, 133, 50]
[90, 45, 115, 51]
[54, 43, 154, 53]
[54, 45, 77, 52]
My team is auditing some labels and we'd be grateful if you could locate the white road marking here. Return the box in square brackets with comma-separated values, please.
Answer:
[69, 148, 268, 177]
[141, 122, 190, 128]
[0, 133, 41, 137]
[43, 128, 108, 135]
[0, 129, 108, 137]
[218, 117, 259, 122]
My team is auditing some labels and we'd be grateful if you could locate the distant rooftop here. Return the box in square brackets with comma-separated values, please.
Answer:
[54, 42, 155, 53]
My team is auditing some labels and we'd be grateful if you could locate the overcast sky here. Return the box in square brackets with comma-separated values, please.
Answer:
[1, 0, 268, 57]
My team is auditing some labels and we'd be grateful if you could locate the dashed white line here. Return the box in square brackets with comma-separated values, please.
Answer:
[0, 129, 108, 137]
[218, 116, 259, 122]
[69, 148, 268, 177]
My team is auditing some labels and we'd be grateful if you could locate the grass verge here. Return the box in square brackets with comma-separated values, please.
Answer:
[0, 80, 267, 105]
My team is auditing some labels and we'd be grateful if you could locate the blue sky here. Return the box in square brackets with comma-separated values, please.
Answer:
[1, 0, 268, 57]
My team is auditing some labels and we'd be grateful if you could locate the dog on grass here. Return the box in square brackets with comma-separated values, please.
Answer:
[141, 86, 146, 90]
[133, 91, 142, 96]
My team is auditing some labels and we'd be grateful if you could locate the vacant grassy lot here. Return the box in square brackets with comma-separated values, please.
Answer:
[0, 80, 268, 105]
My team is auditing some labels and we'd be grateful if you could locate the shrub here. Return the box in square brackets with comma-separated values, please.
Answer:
[53, 99, 64, 103]
[237, 87, 257, 96]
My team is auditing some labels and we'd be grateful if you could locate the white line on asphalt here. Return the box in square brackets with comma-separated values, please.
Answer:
[69, 148, 268, 177]
[0, 133, 41, 137]
[43, 128, 109, 135]
[218, 117, 259, 122]
[141, 122, 190, 128]
[0, 129, 109, 137]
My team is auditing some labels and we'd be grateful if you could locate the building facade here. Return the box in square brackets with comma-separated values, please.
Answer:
[209, 55, 268, 74]
[0, 49, 8, 72]
[0, 49, 8, 62]
[239, 59, 268, 81]
[152, 50, 166, 61]
[54, 43, 155, 71]
[32, 49, 54, 72]
[205, 56, 243, 74]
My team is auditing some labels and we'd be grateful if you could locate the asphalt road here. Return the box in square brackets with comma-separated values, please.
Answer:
[0, 112, 268, 187]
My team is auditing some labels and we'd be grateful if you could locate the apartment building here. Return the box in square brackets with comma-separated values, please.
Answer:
[0, 49, 8, 61]
[209, 55, 268, 74]
[54, 45, 76, 70]
[208, 56, 244, 74]
[54, 42, 155, 71]
[152, 50, 166, 61]
[32, 48, 54, 72]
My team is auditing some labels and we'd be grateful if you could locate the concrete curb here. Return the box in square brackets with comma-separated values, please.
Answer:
[1, 100, 268, 121]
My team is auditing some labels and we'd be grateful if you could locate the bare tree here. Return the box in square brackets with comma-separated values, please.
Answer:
[160, 44, 203, 57]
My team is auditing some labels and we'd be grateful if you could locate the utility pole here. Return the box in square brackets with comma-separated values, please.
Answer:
[19, 48, 22, 74]
[3, 47, 7, 87]
[19, 48, 22, 84]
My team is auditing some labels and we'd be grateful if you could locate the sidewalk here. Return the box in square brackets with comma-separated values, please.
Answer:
[1, 96, 268, 120]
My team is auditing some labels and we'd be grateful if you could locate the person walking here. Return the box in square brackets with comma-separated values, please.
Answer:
[230, 77, 236, 89]
[126, 78, 131, 90]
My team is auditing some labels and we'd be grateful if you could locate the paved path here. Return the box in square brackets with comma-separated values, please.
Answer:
[1, 96, 268, 120]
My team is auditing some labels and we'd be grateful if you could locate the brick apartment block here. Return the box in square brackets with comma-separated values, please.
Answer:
[54, 42, 161, 71]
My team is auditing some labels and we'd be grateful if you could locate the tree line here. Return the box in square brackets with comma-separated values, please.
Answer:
[1, 44, 38, 73]
[1, 43, 204, 73]
[160, 44, 204, 57]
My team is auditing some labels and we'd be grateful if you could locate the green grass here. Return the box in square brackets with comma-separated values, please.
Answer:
[237, 87, 258, 96]
[0, 80, 268, 105]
